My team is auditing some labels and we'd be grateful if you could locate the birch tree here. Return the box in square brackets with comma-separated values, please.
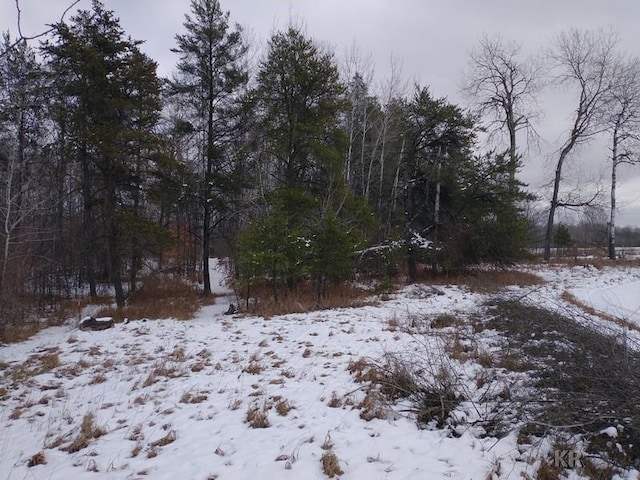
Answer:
[603, 56, 640, 259]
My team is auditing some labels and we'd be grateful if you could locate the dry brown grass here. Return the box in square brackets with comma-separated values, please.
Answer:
[180, 390, 208, 404]
[0, 321, 42, 344]
[358, 391, 387, 421]
[52, 296, 112, 325]
[8, 349, 61, 387]
[63, 412, 106, 453]
[385, 314, 400, 331]
[275, 398, 294, 416]
[321, 449, 344, 478]
[327, 392, 343, 408]
[347, 357, 389, 386]
[430, 314, 460, 329]
[9, 407, 23, 420]
[560, 291, 638, 331]
[443, 334, 473, 362]
[27, 451, 46, 467]
[95, 275, 215, 322]
[240, 281, 371, 317]
[169, 346, 187, 362]
[243, 358, 264, 375]
[128, 423, 144, 441]
[578, 457, 616, 479]
[533, 457, 563, 480]
[131, 442, 143, 457]
[39, 351, 61, 371]
[246, 403, 270, 428]
[89, 373, 107, 385]
[149, 429, 177, 448]
[142, 360, 185, 387]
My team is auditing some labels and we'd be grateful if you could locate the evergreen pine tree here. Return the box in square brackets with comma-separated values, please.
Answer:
[43, 0, 163, 308]
[169, 0, 248, 294]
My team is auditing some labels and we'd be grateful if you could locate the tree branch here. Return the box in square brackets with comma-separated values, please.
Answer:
[0, 0, 80, 58]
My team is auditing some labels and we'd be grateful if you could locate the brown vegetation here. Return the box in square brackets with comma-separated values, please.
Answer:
[63, 412, 106, 453]
[27, 451, 47, 467]
[238, 281, 371, 317]
[246, 403, 270, 428]
[321, 449, 344, 478]
[149, 429, 177, 448]
[95, 275, 215, 322]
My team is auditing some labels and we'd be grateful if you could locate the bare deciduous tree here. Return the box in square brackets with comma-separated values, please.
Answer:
[0, 34, 46, 296]
[602, 56, 640, 259]
[342, 42, 374, 190]
[543, 29, 620, 260]
[462, 34, 543, 187]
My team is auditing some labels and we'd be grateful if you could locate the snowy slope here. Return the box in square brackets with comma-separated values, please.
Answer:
[1, 262, 639, 480]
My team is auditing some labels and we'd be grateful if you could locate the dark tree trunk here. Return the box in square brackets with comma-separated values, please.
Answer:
[105, 172, 124, 309]
[544, 139, 577, 261]
[609, 130, 619, 260]
[80, 146, 97, 297]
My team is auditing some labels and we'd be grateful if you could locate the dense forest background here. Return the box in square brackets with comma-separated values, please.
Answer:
[2, 0, 640, 327]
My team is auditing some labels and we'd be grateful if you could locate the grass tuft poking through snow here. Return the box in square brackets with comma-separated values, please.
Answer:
[63, 412, 106, 453]
[321, 449, 344, 478]
[246, 403, 270, 428]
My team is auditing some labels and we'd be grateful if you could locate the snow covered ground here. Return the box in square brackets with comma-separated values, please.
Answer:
[1, 261, 640, 479]
[569, 273, 640, 324]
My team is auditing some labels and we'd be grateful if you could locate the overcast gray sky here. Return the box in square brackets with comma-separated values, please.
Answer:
[3, 0, 640, 226]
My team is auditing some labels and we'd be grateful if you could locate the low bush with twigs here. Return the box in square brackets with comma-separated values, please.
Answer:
[347, 336, 468, 429]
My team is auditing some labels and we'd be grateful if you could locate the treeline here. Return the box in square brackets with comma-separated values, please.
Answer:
[0, 0, 638, 322]
[530, 222, 640, 251]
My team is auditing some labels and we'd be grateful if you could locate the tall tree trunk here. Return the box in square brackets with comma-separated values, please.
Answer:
[345, 103, 355, 185]
[202, 201, 212, 294]
[388, 136, 405, 236]
[377, 128, 387, 214]
[129, 179, 141, 295]
[404, 153, 417, 282]
[608, 129, 619, 260]
[80, 146, 97, 297]
[1, 155, 15, 292]
[544, 141, 574, 261]
[202, 104, 214, 295]
[432, 156, 442, 273]
[360, 104, 368, 195]
[105, 171, 124, 309]
[507, 106, 518, 190]
[108, 214, 125, 309]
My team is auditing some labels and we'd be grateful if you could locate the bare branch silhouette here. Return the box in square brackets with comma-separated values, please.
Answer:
[0, 0, 80, 58]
